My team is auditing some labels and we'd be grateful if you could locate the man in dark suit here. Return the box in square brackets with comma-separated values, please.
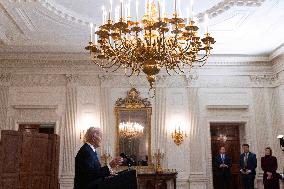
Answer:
[74, 127, 123, 189]
[240, 144, 257, 189]
[214, 146, 232, 189]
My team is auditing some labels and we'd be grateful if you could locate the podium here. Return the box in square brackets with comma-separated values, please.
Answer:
[87, 170, 138, 189]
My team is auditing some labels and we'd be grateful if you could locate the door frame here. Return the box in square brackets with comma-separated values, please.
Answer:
[206, 119, 249, 189]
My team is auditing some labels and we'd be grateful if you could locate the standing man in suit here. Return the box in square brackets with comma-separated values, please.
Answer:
[74, 127, 123, 189]
[240, 144, 257, 189]
[214, 146, 232, 189]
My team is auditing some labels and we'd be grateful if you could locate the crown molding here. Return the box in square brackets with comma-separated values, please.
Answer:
[34, 0, 267, 27]
[4, 0, 266, 29]
[0, 52, 270, 63]
[269, 43, 284, 60]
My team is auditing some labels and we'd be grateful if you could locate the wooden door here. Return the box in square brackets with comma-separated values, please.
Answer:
[0, 130, 59, 189]
[0, 131, 21, 189]
[210, 123, 242, 189]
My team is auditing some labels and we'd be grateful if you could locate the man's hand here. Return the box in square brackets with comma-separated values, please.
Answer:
[220, 164, 228, 168]
[109, 157, 123, 168]
[267, 172, 272, 179]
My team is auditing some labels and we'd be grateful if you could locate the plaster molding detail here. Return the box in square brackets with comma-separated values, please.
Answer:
[2, 72, 284, 88]
[12, 105, 58, 109]
[38, 0, 91, 26]
[11, 74, 66, 87]
[15, 8, 36, 32]
[196, 0, 266, 21]
[0, 72, 12, 86]
[185, 72, 199, 87]
[250, 74, 279, 84]
[33, 0, 265, 29]
[65, 74, 79, 85]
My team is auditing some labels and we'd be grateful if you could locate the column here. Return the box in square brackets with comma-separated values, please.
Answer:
[154, 87, 167, 152]
[60, 74, 78, 188]
[0, 73, 11, 133]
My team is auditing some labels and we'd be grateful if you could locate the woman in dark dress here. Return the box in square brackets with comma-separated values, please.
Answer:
[261, 147, 280, 189]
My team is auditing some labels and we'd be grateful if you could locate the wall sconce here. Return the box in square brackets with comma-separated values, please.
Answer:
[80, 129, 86, 142]
[171, 126, 187, 146]
[277, 135, 284, 151]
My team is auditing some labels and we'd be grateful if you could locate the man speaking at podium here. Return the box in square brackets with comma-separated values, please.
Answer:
[74, 127, 123, 189]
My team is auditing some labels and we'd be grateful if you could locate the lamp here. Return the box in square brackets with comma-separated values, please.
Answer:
[171, 126, 187, 146]
[277, 135, 284, 151]
[80, 129, 86, 142]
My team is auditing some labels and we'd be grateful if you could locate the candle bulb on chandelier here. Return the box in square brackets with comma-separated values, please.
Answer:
[144, 0, 147, 15]
[110, 0, 113, 12]
[158, 0, 161, 19]
[109, 0, 112, 21]
[128, 0, 131, 19]
[94, 26, 98, 45]
[174, 0, 177, 15]
[177, 0, 181, 17]
[115, 6, 119, 22]
[102, 5, 106, 24]
[136, 0, 139, 21]
[148, 0, 152, 18]
[161, 0, 165, 19]
[204, 13, 209, 33]
[190, 0, 194, 19]
[186, 7, 189, 25]
[120, 0, 123, 19]
[124, 3, 128, 20]
[90, 23, 93, 42]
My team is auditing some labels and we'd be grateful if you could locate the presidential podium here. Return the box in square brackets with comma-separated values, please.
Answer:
[87, 170, 138, 189]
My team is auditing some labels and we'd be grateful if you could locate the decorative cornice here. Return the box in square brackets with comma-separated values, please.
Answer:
[250, 74, 279, 84]
[185, 72, 199, 86]
[34, 0, 266, 28]
[12, 105, 58, 109]
[0, 72, 12, 83]
[2, 73, 284, 88]
[11, 74, 65, 87]
[65, 74, 79, 84]
[0, 53, 271, 65]
[269, 43, 284, 60]
[38, 0, 91, 26]
[196, 0, 265, 21]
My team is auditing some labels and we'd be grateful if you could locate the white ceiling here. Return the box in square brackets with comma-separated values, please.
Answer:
[0, 0, 283, 56]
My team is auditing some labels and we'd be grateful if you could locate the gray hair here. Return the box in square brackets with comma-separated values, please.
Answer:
[84, 127, 102, 143]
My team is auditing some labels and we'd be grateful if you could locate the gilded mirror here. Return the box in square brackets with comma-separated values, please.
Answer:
[115, 88, 152, 166]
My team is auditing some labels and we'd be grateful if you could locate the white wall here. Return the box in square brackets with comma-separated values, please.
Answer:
[0, 54, 284, 189]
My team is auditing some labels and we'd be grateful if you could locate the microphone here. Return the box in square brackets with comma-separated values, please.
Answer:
[120, 153, 133, 168]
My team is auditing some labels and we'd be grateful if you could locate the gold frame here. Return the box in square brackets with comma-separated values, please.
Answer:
[114, 88, 152, 164]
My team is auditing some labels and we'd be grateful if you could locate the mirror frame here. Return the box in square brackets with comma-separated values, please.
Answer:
[115, 88, 152, 165]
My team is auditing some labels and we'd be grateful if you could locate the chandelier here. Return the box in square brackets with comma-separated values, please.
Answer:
[85, 0, 215, 91]
[119, 121, 144, 139]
